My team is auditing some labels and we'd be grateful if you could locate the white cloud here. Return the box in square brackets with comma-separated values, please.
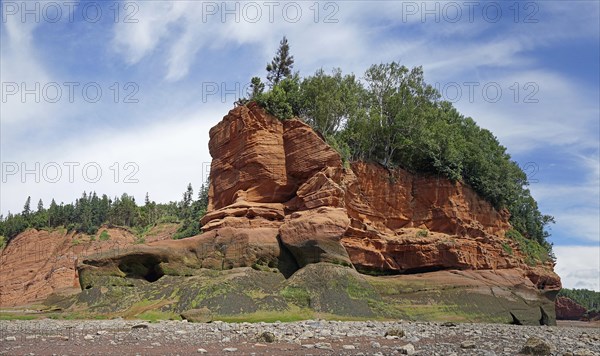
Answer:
[554, 246, 600, 291]
[0, 103, 227, 214]
[0, 10, 54, 126]
[452, 69, 599, 155]
[111, 1, 187, 64]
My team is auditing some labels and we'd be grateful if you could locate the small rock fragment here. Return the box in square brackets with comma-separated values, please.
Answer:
[460, 340, 477, 349]
[315, 342, 333, 350]
[257, 331, 276, 343]
[385, 328, 405, 338]
[343, 345, 356, 350]
[521, 336, 553, 355]
[197, 349, 207, 354]
[223, 347, 238, 352]
[398, 343, 415, 355]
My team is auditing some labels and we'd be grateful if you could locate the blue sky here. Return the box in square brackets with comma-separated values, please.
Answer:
[1, 1, 599, 290]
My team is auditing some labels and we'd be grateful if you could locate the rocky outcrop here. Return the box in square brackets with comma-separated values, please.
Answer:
[0, 225, 177, 307]
[555, 296, 589, 320]
[0, 103, 561, 325]
[345, 162, 511, 237]
[279, 207, 351, 267]
[198, 103, 559, 323]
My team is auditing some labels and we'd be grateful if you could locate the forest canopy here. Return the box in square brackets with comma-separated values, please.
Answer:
[240, 37, 555, 258]
[0, 183, 209, 245]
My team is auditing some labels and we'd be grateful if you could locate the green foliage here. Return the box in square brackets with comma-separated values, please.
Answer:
[558, 288, 600, 312]
[0, 235, 6, 250]
[99, 230, 110, 241]
[249, 76, 265, 99]
[501, 242, 513, 256]
[173, 219, 200, 240]
[134, 236, 146, 245]
[248, 46, 553, 252]
[254, 75, 302, 120]
[299, 68, 364, 137]
[280, 286, 311, 307]
[173, 180, 209, 240]
[506, 229, 551, 266]
[0, 181, 210, 246]
[0, 213, 28, 240]
[324, 133, 352, 165]
[266, 36, 294, 87]
[416, 229, 429, 238]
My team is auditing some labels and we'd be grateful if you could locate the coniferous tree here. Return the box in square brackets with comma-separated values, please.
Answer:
[249, 77, 265, 99]
[266, 36, 294, 87]
[48, 199, 59, 227]
[22, 196, 31, 218]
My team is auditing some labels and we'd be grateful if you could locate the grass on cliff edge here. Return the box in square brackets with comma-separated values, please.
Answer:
[505, 229, 552, 266]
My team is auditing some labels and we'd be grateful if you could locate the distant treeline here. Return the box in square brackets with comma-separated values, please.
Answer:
[558, 288, 600, 312]
[238, 36, 555, 258]
[0, 182, 209, 247]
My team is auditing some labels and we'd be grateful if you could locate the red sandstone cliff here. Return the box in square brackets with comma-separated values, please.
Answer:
[201, 103, 560, 291]
[0, 103, 561, 309]
[0, 225, 176, 307]
[555, 296, 588, 320]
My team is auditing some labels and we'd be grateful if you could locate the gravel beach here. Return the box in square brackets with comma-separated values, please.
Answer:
[1, 319, 598, 355]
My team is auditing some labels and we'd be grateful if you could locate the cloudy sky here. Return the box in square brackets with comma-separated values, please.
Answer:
[1, 1, 598, 290]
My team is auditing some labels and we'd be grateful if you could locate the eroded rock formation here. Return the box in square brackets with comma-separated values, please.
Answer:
[200, 103, 560, 290]
[1, 103, 562, 325]
[0, 225, 177, 306]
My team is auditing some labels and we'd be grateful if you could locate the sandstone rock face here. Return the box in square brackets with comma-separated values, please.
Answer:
[0, 226, 176, 307]
[0, 103, 561, 324]
[200, 103, 559, 290]
[279, 207, 351, 267]
[207, 103, 293, 210]
[346, 162, 511, 237]
[555, 296, 589, 320]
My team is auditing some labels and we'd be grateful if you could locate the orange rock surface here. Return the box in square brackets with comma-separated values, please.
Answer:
[0, 226, 176, 307]
[202, 103, 560, 293]
[0, 102, 560, 308]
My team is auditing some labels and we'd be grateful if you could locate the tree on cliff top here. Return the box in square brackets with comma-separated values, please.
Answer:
[246, 57, 555, 261]
[266, 36, 294, 87]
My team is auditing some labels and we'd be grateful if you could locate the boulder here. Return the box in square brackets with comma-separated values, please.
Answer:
[280, 207, 351, 267]
[521, 336, 554, 355]
[181, 307, 213, 323]
[555, 296, 588, 320]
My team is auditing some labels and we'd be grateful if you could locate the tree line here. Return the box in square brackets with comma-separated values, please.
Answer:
[0, 182, 209, 246]
[238, 36, 554, 258]
[558, 288, 600, 313]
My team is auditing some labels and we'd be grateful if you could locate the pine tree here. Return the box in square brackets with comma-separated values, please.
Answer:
[180, 183, 194, 219]
[249, 77, 265, 99]
[37, 199, 44, 212]
[22, 196, 31, 217]
[266, 36, 294, 87]
[48, 199, 58, 227]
